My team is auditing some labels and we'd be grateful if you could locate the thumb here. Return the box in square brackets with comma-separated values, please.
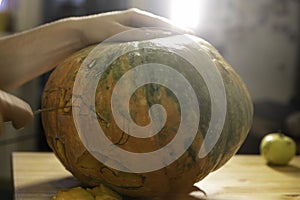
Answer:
[0, 90, 33, 131]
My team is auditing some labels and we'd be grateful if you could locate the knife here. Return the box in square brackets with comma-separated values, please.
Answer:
[33, 106, 72, 115]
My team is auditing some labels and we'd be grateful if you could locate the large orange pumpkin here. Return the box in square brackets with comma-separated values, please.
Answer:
[41, 33, 253, 198]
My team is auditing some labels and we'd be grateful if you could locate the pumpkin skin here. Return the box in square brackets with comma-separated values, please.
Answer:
[41, 34, 253, 198]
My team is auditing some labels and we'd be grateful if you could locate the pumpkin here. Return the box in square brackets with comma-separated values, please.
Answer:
[41, 33, 253, 198]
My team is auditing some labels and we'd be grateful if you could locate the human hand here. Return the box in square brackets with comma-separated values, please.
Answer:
[71, 8, 194, 46]
[0, 90, 33, 135]
[0, 9, 191, 136]
[0, 8, 193, 90]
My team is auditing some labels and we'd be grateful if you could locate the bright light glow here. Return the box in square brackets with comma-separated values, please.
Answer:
[0, 0, 7, 11]
[0, 0, 3, 8]
[170, 0, 201, 28]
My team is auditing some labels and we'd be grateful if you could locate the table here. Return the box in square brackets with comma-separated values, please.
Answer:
[12, 152, 300, 200]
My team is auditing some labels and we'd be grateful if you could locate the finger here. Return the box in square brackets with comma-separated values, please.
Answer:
[0, 90, 33, 130]
[100, 24, 178, 43]
[120, 8, 195, 34]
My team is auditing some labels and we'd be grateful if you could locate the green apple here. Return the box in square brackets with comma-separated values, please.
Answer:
[260, 133, 297, 165]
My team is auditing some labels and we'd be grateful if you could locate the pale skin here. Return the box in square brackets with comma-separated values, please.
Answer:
[0, 8, 192, 135]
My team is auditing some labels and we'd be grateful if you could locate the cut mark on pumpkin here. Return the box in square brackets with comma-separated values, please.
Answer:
[95, 111, 109, 124]
[77, 151, 100, 169]
[57, 88, 73, 114]
[114, 131, 130, 146]
[55, 138, 68, 166]
[100, 167, 144, 189]
[100, 166, 118, 177]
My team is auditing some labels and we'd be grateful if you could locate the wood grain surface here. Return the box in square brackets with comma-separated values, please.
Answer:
[12, 153, 300, 200]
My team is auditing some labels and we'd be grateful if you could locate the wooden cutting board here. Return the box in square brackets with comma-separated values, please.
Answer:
[12, 152, 300, 200]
